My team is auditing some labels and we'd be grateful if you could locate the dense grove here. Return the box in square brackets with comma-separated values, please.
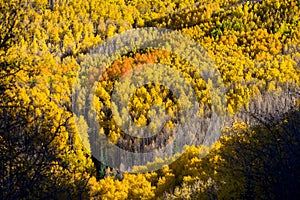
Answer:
[0, 0, 299, 199]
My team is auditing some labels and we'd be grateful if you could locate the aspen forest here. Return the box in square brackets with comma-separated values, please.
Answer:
[0, 0, 300, 199]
